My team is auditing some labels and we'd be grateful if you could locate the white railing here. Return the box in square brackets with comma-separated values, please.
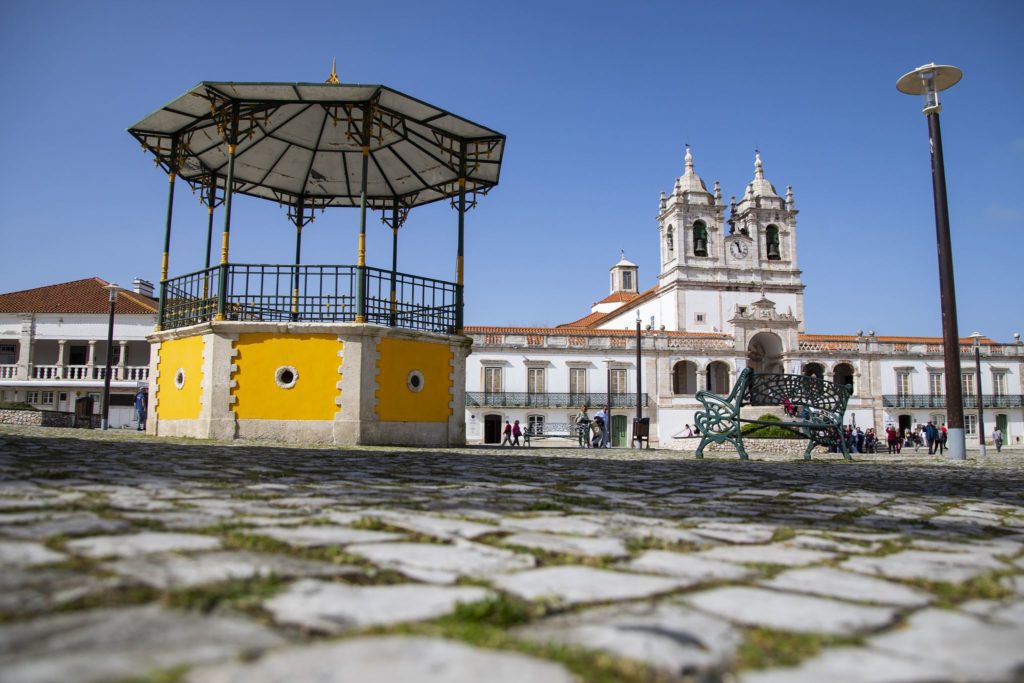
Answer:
[27, 365, 150, 382]
[0, 365, 17, 379]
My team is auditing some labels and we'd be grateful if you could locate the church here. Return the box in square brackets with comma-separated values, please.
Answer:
[463, 148, 1023, 448]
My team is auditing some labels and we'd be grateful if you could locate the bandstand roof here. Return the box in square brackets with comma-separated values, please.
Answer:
[128, 81, 506, 210]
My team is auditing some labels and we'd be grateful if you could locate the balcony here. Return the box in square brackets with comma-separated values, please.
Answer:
[466, 392, 649, 409]
[26, 365, 150, 382]
[882, 394, 1024, 409]
[0, 365, 16, 380]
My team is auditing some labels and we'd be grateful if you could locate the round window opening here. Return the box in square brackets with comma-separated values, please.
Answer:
[174, 368, 186, 390]
[407, 370, 425, 393]
[275, 366, 299, 389]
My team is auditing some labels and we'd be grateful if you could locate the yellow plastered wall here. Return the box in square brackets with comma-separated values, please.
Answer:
[231, 333, 342, 420]
[375, 338, 452, 423]
[156, 335, 204, 420]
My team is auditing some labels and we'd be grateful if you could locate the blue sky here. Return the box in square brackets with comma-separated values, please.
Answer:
[1, 1, 1022, 341]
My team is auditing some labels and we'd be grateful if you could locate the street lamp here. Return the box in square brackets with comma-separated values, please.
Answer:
[897, 63, 966, 460]
[100, 283, 119, 431]
[969, 332, 986, 457]
[633, 310, 644, 448]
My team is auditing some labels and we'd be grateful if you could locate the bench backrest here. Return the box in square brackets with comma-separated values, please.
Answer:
[744, 371, 850, 422]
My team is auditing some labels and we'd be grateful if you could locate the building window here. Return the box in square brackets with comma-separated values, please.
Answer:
[672, 361, 697, 395]
[483, 367, 502, 394]
[527, 367, 545, 394]
[695, 313, 706, 324]
[962, 372, 975, 397]
[992, 372, 1007, 397]
[41, 391, 55, 405]
[896, 371, 912, 397]
[69, 345, 88, 365]
[929, 373, 943, 397]
[26, 391, 40, 404]
[765, 225, 781, 260]
[692, 221, 708, 257]
[610, 368, 627, 394]
[666, 226, 675, 259]
[0, 343, 15, 364]
[527, 414, 545, 434]
[965, 413, 977, 436]
[569, 368, 587, 396]
[622, 270, 634, 291]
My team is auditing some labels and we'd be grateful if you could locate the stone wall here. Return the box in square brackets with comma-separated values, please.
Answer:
[678, 438, 829, 457]
[0, 409, 77, 428]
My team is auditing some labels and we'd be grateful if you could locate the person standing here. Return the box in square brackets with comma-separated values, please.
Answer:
[593, 406, 608, 448]
[938, 423, 948, 455]
[574, 406, 591, 448]
[501, 420, 512, 447]
[600, 406, 611, 448]
[925, 421, 938, 454]
[992, 426, 1003, 453]
[511, 419, 522, 447]
[134, 389, 148, 431]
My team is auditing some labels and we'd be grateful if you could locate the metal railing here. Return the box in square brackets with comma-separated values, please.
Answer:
[0, 365, 17, 379]
[466, 392, 649, 408]
[882, 394, 1024, 409]
[161, 264, 457, 333]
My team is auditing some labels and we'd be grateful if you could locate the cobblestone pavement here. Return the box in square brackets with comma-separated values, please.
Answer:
[1, 424, 1023, 683]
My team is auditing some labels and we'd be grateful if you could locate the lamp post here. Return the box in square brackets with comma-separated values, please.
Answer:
[969, 332, 986, 457]
[633, 310, 643, 447]
[100, 283, 119, 431]
[897, 63, 966, 460]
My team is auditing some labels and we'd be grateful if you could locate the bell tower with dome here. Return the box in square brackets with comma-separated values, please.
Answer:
[655, 149, 806, 334]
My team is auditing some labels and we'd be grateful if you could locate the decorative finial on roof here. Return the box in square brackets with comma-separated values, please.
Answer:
[659, 191, 667, 210]
[714, 180, 722, 205]
[621, 249, 626, 260]
[785, 185, 794, 210]
[326, 58, 340, 84]
[754, 150, 764, 180]
[684, 144, 693, 174]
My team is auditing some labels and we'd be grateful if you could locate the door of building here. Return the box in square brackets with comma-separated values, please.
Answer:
[898, 414, 912, 436]
[611, 415, 627, 447]
[483, 414, 502, 444]
[996, 414, 1008, 443]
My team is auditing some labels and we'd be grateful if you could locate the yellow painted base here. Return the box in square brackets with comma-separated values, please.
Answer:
[231, 333, 342, 420]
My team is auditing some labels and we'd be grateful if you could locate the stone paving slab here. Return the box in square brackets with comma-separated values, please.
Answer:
[738, 647, 953, 683]
[105, 550, 360, 589]
[842, 548, 1008, 583]
[264, 578, 493, 632]
[499, 515, 608, 536]
[186, 636, 575, 683]
[691, 522, 777, 544]
[514, 600, 741, 678]
[502, 531, 628, 558]
[682, 586, 898, 635]
[248, 524, 405, 548]
[0, 567, 124, 616]
[0, 512, 133, 539]
[0, 605, 286, 683]
[64, 531, 222, 559]
[759, 566, 933, 607]
[492, 565, 686, 606]
[345, 540, 536, 584]
[0, 539, 66, 567]
[623, 550, 757, 583]
[695, 542, 836, 567]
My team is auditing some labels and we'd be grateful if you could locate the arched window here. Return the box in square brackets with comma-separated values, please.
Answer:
[833, 363, 855, 395]
[765, 225, 781, 260]
[693, 221, 708, 257]
[706, 361, 730, 394]
[672, 361, 697, 395]
[802, 363, 825, 380]
[666, 226, 675, 260]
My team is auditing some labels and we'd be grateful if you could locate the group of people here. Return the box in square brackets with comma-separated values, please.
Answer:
[573, 405, 612, 448]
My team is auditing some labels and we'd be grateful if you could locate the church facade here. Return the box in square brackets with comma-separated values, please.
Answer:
[464, 149, 1023, 448]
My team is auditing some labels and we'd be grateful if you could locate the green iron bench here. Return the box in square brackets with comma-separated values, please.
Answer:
[694, 368, 852, 460]
[523, 422, 590, 447]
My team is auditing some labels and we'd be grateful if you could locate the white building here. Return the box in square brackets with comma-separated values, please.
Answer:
[464, 149, 1023, 447]
[0, 278, 157, 428]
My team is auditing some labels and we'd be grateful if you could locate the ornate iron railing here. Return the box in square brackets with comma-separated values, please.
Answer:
[882, 394, 1024, 408]
[465, 392, 649, 408]
[160, 264, 456, 333]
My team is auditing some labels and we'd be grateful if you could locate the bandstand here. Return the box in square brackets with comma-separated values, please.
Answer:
[128, 69, 505, 445]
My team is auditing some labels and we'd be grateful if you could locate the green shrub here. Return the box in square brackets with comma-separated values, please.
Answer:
[741, 413, 801, 439]
[0, 401, 39, 411]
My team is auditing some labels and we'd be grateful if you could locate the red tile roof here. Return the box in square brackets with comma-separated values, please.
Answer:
[464, 325, 729, 339]
[593, 291, 640, 305]
[0, 278, 157, 315]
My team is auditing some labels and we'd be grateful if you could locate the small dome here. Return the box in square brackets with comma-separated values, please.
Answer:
[612, 249, 637, 269]
[745, 151, 780, 198]
[676, 145, 712, 197]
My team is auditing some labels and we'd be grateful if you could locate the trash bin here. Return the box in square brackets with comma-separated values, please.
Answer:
[74, 396, 94, 429]
[632, 417, 650, 448]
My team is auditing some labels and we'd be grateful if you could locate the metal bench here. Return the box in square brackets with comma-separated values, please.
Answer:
[694, 368, 851, 460]
[523, 422, 590, 447]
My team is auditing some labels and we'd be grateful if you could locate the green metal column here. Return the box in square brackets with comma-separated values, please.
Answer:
[292, 200, 303, 322]
[456, 147, 466, 334]
[156, 136, 178, 330]
[216, 103, 239, 321]
[203, 178, 216, 299]
[389, 200, 399, 327]
[355, 145, 369, 323]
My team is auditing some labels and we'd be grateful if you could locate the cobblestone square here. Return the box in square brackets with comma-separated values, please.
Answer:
[1, 425, 1022, 682]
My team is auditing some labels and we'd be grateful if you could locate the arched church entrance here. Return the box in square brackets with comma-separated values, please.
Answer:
[747, 332, 785, 374]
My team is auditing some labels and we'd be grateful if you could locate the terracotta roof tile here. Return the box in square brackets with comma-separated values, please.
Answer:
[0, 278, 157, 315]
[464, 325, 728, 339]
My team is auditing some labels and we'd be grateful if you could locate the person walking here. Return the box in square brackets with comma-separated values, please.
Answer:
[886, 425, 898, 454]
[574, 406, 591, 448]
[600, 406, 611, 448]
[993, 426, 1003, 453]
[511, 419, 522, 447]
[925, 421, 938, 454]
[593, 407, 608, 448]
[134, 388, 148, 431]
[501, 420, 512, 447]
[937, 423, 948, 455]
